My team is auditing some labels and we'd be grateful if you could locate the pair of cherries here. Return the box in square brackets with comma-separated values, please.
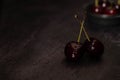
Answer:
[64, 37, 104, 61]
[92, 0, 120, 15]
[64, 15, 104, 61]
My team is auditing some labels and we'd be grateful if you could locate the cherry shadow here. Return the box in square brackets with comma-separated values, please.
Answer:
[62, 54, 103, 67]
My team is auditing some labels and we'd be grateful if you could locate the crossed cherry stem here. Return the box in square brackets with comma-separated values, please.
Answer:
[74, 14, 90, 43]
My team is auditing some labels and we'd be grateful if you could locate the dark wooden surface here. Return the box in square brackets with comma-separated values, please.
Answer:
[0, 0, 120, 80]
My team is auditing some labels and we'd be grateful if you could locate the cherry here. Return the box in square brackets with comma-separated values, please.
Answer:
[91, 0, 107, 14]
[104, 7, 117, 15]
[115, 4, 120, 10]
[97, 0, 111, 14]
[115, 4, 120, 13]
[91, 6, 103, 14]
[64, 41, 85, 61]
[99, 0, 110, 8]
[83, 37, 104, 58]
[91, 0, 110, 14]
[115, 0, 120, 13]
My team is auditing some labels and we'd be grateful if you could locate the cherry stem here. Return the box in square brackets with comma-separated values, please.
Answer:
[109, 0, 114, 7]
[82, 25, 90, 42]
[77, 20, 84, 43]
[118, 0, 120, 5]
[95, 0, 99, 7]
[74, 14, 90, 42]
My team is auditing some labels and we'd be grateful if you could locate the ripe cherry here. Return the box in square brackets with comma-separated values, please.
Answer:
[91, 6, 103, 14]
[64, 41, 85, 61]
[115, 0, 120, 13]
[104, 7, 117, 15]
[115, 4, 120, 13]
[99, 0, 110, 8]
[83, 37, 104, 58]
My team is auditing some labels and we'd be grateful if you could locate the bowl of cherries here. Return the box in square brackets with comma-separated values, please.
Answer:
[64, 15, 104, 62]
[85, 0, 120, 26]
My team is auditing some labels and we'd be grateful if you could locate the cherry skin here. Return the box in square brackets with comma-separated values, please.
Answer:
[104, 7, 117, 15]
[115, 4, 120, 9]
[115, 4, 120, 13]
[91, 0, 110, 14]
[91, 6, 103, 14]
[98, 0, 111, 14]
[99, 0, 110, 8]
[83, 37, 104, 58]
[64, 41, 85, 61]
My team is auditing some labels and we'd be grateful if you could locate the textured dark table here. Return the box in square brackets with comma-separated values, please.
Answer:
[0, 0, 120, 80]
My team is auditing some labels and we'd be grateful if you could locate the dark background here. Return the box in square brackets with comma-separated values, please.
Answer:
[0, 0, 120, 80]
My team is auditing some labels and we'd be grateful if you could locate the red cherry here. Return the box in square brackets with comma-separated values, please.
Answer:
[99, 0, 110, 8]
[115, 4, 120, 9]
[91, 0, 110, 14]
[115, 4, 120, 13]
[83, 37, 104, 58]
[104, 7, 117, 15]
[98, 0, 111, 15]
[91, 6, 103, 14]
[64, 41, 85, 61]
